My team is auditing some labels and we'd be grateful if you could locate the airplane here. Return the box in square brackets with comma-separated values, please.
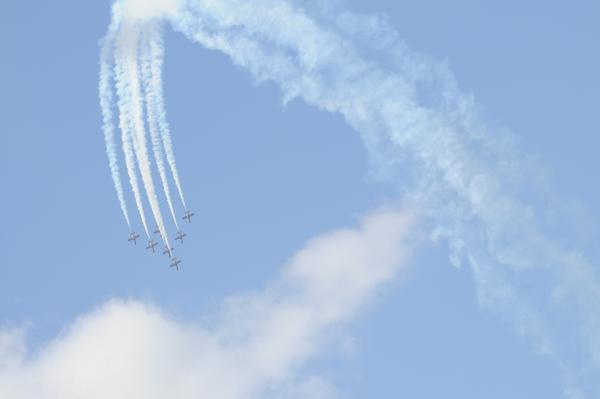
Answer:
[175, 231, 187, 244]
[146, 240, 158, 253]
[182, 210, 195, 223]
[153, 226, 161, 235]
[170, 257, 182, 271]
[162, 246, 174, 258]
[128, 232, 140, 245]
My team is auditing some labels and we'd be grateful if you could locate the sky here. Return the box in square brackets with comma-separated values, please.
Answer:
[1, 0, 599, 398]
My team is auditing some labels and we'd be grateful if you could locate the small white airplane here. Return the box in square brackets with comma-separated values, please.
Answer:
[170, 257, 182, 271]
[175, 231, 187, 244]
[182, 210, 195, 223]
[146, 240, 158, 253]
[128, 232, 140, 245]
[162, 246, 174, 258]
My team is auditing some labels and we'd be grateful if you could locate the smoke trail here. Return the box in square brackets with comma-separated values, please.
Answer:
[144, 22, 187, 210]
[107, 0, 598, 394]
[118, 22, 171, 247]
[99, 22, 131, 228]
[103, 0, 599, 393]
[140, 23, 180, 230]
[112, 21, 150, 238]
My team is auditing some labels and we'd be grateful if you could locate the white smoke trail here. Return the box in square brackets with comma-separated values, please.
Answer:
[99, 22, 131, 228]
[118, 22, 172, 247]
[144, 22, 187, 210]
[102, 0, 599, 393]
[103, 0, 598, 394]
[140, 23, 180, 230]
[112, 21, 150, 238]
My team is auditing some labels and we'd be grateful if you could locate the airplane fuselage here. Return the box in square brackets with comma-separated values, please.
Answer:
[175, 232, 187, 243]
[182, 211, 195, 223]
[170, 258, 181, 270]
[128, 233, 140, 245]
[146, 240, 158, 252]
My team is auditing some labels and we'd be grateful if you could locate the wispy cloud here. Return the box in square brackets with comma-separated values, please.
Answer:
[0, 208, 415, 399]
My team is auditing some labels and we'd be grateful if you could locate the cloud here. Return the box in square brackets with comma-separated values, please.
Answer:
[0, 207, 416, 399]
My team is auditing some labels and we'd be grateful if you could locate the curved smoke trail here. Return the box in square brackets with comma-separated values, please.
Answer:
[113, 21, 150, 238]
[177, 0, 600, 368]
[99, 23, 130, 228]
[144, 24, 187, 210]
[103, 0, 599, 395]
[119, 22, 171, 247]
[100, 4, 187, 244]
[140, 23, 180, 230]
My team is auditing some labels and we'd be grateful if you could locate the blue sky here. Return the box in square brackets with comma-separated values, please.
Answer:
[1, 1, 599, 398]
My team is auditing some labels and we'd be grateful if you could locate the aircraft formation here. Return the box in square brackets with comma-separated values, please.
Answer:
[128, 210, 195, 271]
[100, 23, 195, 272]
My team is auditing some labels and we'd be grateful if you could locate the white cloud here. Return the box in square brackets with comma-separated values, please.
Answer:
[0, 208, 415, 399]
